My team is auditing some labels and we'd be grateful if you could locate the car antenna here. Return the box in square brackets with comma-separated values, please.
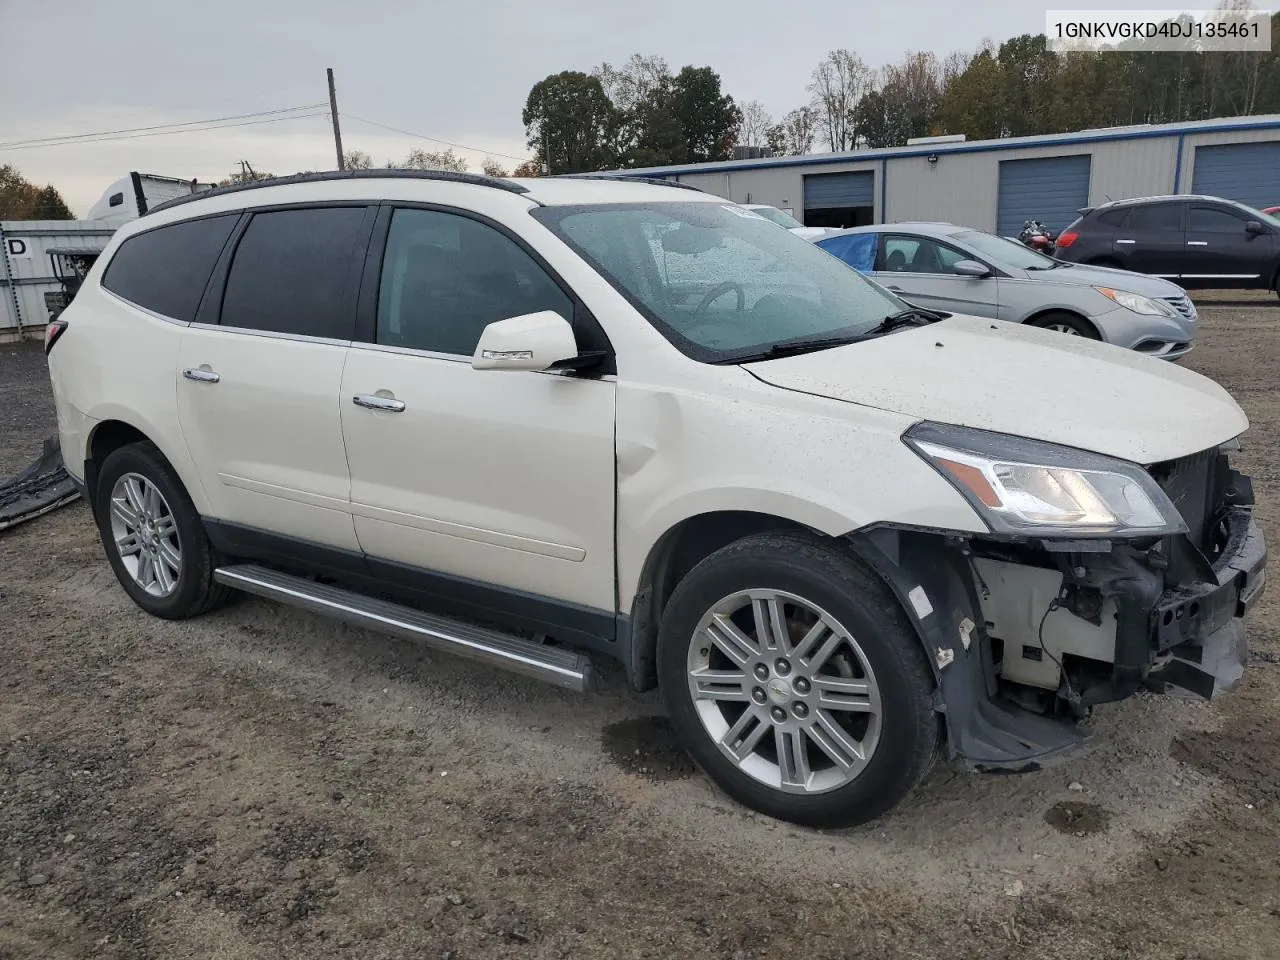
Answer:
[1103, 193, 1113, 202]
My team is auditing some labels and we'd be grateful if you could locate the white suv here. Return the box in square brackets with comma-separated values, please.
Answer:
[46, 170, 1266, 827]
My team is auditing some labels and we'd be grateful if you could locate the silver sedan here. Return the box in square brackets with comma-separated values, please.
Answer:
[814, 222, 1197, 360]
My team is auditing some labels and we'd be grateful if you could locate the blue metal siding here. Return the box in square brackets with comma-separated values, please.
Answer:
[1191, 142, 1280, 209]
[803, 171, 875, 209]
[996, 155, 1092, 236]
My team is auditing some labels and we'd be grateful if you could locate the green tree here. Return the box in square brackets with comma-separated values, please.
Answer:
[523, 71, 619, 174]
[29, 185, 74, 220]
[766, 107, 817, 156]
[934, 50, 1005, 139]
[669, 66, 741, 162]
[0, 165, 40, 219]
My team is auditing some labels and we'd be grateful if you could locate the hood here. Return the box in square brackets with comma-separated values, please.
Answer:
[1025, 262, 1188, 300]
[793, 226, 841, 240]
[744, 313, 1246, 465]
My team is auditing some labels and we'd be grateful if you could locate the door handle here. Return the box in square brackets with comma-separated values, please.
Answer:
[182, 367, 220, 383]
[1186, 241, 1208, 246]
[1116, 239, 1136, 244]
[353, 393, 406, 413]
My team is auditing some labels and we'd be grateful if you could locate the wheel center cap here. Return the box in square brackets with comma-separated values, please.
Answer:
[766, 678, 793, 705]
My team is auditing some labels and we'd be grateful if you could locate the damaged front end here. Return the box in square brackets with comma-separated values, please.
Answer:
[851, 428, 1266, 772]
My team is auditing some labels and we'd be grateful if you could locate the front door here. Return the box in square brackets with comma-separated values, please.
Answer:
[1182, 204, 1270, 288]
[340, 206, 617, 621]
[176, 205, 373, 551]
[874, 233, 998, 317]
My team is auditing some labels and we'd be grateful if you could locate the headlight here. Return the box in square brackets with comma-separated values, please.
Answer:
[1096, 287, 1175, 317]
[904, 423, 1186, 537]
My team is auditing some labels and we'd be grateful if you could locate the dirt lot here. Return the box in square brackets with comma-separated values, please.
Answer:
[3, 305, 1280, 959]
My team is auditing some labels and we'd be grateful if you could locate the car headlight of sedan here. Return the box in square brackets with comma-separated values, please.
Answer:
[1095, 287, 1176, 317]
[904, 422, 1186, 537]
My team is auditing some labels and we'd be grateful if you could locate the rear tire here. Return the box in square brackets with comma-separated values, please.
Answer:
[94, 442, 231, 620]
[657, 532, 938, 828]
[1028, 311, 1099, 339]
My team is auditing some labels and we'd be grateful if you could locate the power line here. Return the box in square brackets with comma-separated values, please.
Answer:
[0, 103, 328, 150]
[340, 113, 531, 163]
[1, 111, 330, 151]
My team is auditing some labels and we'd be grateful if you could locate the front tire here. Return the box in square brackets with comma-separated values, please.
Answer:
[1028, 311, 1099, 339]
[657, 532, 938, 828]
[94, 442, 230, 620]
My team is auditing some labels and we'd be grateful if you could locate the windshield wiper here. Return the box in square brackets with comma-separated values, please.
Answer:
[859, 306, 946, 337]
[738, 334, 865, 361]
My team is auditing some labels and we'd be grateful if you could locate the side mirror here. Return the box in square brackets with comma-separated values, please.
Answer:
[1245, 220, 1264, 236]
[952, 259, 991, 278]
[471, 311, 578, 372]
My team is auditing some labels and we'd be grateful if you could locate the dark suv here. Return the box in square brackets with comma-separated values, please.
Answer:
[1056, 195, 1280, 298]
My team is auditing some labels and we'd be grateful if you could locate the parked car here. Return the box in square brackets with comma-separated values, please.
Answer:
[740, 203, 840, 240]
[46, 171, 1265, 828]
[1055, 195, 1280, 299]
[815, 222, 1198, 359]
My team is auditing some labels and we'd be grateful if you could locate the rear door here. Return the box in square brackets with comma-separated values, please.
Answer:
[1183, 203, 1269, 288]
[1113, 201, 1184, 277]
[176, 204, 374, 551]
[873, 233, 998, 317]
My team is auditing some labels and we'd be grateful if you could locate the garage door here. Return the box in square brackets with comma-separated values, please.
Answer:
[996, 155, 1092, 237]
[1192, 142, 1280, 210]
[803, 171, 875, 211]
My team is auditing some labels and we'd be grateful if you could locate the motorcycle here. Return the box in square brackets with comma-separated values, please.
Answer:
[1017, 219, 1057, 256]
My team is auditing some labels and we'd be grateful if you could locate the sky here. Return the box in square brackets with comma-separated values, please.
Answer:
[1, 0, 1274, 215]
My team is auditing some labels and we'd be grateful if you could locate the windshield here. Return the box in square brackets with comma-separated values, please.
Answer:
[532, 202, 906, 363]
[747, 206, 805, 229]
[953, 230, 1059, 270]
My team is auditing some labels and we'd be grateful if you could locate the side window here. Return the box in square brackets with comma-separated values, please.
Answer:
[881, 236, 919, 271]
[376, 208, 573, 356]
[1189, 206, 1247, 233]
[1127, 204, 1182, 232]
[220, 206, 368, 339]
[101, 214, 238, 322]
[1097, 208, 1128, 227]
[883, 235, 967, 274]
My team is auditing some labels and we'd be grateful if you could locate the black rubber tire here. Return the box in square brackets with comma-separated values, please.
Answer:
[94, 442, 231, 620]
[657, 532, 939, 828]
[1028, 311, 1099, 339]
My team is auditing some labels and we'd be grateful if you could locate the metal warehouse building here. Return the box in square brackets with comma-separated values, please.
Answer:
[612, 115, 1280, 235]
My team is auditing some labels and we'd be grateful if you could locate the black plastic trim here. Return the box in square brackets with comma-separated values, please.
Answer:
[202, 519, 620, 658]
[130, 172, 147, 216]
[557, 173, 706, 193]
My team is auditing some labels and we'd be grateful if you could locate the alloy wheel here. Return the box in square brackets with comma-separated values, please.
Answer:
[108, 472, 182, 598]
[687, 590, 883, 795]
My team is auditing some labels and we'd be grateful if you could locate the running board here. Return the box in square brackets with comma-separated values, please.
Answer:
[213, 564, 595, 692]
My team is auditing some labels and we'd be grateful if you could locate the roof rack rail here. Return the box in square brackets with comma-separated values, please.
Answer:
[144, 168, 530, 216]
[557, 173, 707, 193]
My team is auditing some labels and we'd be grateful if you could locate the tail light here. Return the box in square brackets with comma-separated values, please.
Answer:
[44, 319, 69, 355]
[1055, 231, 1079, 249]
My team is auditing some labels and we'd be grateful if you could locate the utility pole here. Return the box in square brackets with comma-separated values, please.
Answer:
[541, 126, 550, 175]
[327, 67, 345, 170]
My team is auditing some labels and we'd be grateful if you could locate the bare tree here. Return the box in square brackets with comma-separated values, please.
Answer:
[482, 157, 509, 177]
[397, 148, 468, 173]
[767, 107, 818, 156]
[343, 149, 373, 170]
[736, 100, 773, 147]
[808, 49, 873, 151]
[593, 54, 670, 112]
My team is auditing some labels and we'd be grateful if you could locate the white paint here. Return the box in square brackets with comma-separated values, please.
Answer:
[908, 586, 934, 620]
[959, 617, 975, 651]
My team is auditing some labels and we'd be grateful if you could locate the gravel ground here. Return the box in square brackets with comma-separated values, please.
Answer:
[2, 309, 1280, 959]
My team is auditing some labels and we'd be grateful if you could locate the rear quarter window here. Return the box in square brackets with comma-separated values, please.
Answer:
[101, 214, 239, 322]
[1096, 209, 1128, 227]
